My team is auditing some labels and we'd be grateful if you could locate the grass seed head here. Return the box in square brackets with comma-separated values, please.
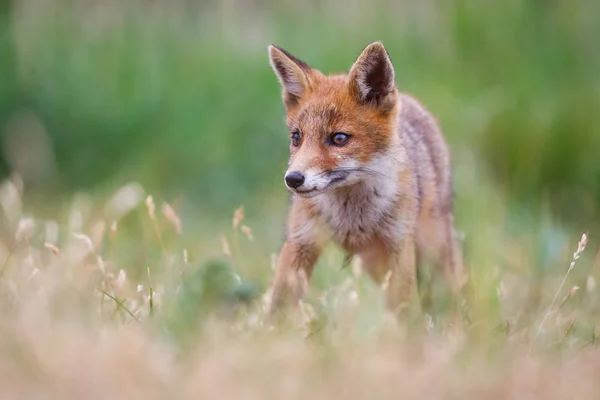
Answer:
[241, 225, 253, 241]
[233, 206, 244, 231]
[117, 269, 127, 289]
[183, 248, 189, 265]
[15, 218, 35, 242]
[162, 202, 182, 234]
[146, 196, 156, 221]
[110, 220, 118, 235]
[381, 269, 393, 292]
[73, 233, 94, 253]
[43, 242, 60, 256]
[220, 235, 232, 258]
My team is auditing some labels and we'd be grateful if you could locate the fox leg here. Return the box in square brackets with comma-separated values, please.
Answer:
[268, 241, 320, 316]
[384, 238, 420, 315]
[441, 214, 465, 296]
[360, 237, 419, 316]
[415, 246, 434, 312]
[416, 213, 464, 299]
[416, 213, 465, 326]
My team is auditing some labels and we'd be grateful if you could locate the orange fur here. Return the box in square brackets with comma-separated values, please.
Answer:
[268, 42, 463, 317]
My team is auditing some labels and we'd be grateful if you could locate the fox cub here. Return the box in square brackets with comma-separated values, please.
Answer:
[268, 42, 463, 316]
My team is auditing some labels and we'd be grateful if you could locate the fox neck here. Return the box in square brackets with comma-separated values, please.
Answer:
[310, 130, 406, 250]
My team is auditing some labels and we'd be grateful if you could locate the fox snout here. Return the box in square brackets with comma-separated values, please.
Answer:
[284, 169, 316, 195]
[284, 171, 305, 189]
[284, 167, 354, 197]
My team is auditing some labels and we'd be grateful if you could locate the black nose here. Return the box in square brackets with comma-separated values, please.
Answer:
[285, 171, 305, 189]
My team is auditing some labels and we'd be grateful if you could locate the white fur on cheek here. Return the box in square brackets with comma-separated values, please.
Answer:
[361, 154, 400, 217]
[302, 168, 330, 190]
[336, 159, 361, 185]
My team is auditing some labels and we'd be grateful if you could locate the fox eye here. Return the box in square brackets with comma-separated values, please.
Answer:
[330, 132, 350, 146]
[291, 131, 301, 147]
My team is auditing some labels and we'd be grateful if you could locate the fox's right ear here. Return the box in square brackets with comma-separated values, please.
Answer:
[269, 45, 313, 108]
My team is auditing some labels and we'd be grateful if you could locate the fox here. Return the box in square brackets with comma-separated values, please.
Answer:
[267, 41, 463, 317]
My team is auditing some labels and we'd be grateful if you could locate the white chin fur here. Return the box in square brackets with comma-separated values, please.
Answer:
[289, 178, 353, 198]
[292, 189, 325, 198]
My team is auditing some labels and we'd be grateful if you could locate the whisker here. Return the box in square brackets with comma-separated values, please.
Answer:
[313, 166, 390, 181]
[330, 166, 388, 178]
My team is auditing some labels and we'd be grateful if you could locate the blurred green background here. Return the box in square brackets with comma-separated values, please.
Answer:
[0, 0, 598, 236]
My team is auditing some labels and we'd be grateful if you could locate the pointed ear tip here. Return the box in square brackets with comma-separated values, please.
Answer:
[268, 44, 281, 56]
[367, 41, 387, 52]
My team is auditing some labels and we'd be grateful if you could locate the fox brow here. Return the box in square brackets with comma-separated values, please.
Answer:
[294, 105, 344, 131]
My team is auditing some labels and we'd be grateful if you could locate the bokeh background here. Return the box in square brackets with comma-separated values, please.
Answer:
[0, 0, 599, 319]
[1, 2, 600, 396]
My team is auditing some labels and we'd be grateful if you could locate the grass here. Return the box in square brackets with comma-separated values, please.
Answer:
[1, 0, 600, 397]
[0, 173, 599, 399]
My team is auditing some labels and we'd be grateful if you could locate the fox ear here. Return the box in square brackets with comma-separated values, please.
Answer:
[348, 42, 396, 111]
[269, 45, 313, 108]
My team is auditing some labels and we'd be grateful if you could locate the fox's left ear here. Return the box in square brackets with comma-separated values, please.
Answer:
[348, 42, 397, 111]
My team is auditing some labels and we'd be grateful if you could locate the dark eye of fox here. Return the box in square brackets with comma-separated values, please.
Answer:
[330, 132, 350, 146]
[291, 132, 301, 147]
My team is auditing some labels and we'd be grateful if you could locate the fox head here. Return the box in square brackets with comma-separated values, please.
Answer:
[269, 42, 400, 198]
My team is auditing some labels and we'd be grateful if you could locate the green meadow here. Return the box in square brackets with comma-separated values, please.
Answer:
[0, 0, 599, 398]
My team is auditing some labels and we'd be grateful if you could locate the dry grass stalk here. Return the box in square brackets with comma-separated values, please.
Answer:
[97, 256, 106, 274]
[220, 235, 232, 258]
[15, 218, 34, 242]
[116, 269, 127, 289]
[110, 220, 118, 235]
[532, 233, 588, 348]
[232, 206, 244, 231]
[241, 225, 253, 241]
[146, 196, 156, 220]
[43, 242, 60, 256]
[381, 269, 393, 292]
[73, 233, 94, 253]
[559, 285, 580, 308]
[162, 202, 182, 234]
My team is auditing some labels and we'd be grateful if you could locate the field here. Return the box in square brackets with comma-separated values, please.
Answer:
[1, 0, 600, 398]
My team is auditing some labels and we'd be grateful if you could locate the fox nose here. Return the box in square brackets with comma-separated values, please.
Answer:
[285, 171, 305, 189]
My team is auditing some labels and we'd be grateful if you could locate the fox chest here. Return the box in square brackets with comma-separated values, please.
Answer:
[312, 187, 397, 251]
